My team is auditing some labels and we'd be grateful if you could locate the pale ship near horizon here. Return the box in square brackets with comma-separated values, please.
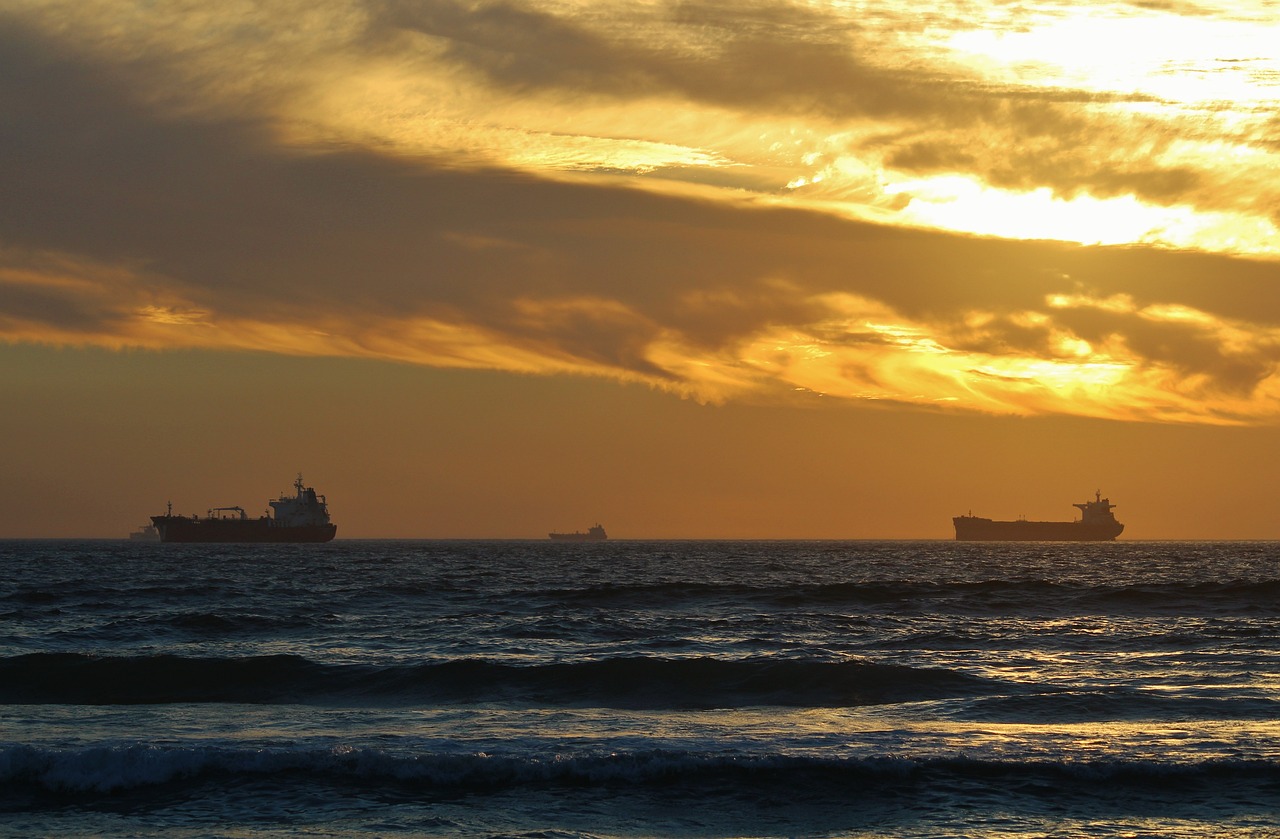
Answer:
[548, 523, 607, 541]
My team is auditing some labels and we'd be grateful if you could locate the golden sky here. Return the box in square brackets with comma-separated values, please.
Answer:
[3, 0, 1280, 537]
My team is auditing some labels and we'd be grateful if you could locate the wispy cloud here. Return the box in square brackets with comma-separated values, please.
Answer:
[4, 1, 1280, 425]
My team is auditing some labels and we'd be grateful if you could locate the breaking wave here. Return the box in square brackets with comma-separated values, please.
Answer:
[5, 743, 1280, 799]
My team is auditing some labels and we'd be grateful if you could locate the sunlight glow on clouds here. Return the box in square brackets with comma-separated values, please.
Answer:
[947, 10, 1280, 105]
[5, 0, 1280, 426]
[8, 240, 1280, 426]
[17, 0, 1280, 253]
[879, 177, 1280, 253]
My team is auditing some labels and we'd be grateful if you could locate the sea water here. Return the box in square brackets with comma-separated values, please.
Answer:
[3, 539, 1280, 837]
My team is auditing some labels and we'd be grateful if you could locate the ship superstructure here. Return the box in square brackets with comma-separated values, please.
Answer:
[953, 491, 1123, 541]
[150, 475, 337, 543]
[549, 524, 607, 541]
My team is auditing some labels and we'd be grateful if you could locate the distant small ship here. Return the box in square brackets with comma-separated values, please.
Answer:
[953, 491, 1124, 541]
[128, 524, 160, 542]
[150, 475, 337, 543]
[549, 524, 607, 542]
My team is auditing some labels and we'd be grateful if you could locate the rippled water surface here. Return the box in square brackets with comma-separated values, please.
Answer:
[3, 539, 1280, 837]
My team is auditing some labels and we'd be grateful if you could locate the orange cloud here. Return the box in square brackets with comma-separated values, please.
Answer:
[5, 2, 1280, 427]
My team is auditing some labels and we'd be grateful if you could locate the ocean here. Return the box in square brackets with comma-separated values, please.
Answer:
[3, 539, 1280, 838]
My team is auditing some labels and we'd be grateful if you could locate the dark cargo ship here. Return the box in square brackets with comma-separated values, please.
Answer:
[953, 491, 1123, 541]
[151, 475, 336, 543]
[549, 524, 607, 542]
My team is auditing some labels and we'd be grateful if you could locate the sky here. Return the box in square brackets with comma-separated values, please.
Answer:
[4, 0, 1280, 538]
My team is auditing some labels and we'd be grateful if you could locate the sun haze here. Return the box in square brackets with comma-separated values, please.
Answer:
[3, 0, 1280, 538]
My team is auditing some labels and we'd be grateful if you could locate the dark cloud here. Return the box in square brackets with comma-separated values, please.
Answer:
[884, 140, 978, 171]
[880, 100, 1228, 212]
[3, 12, 1280, 415]
[370, 0, 919, 118]
[1059, 306, 1280, 394]
[0, 279, 119, 334]
[367, 0, 1261, 215]
[1126, 0, 1222, 16]
[943, 303, 1280, 396]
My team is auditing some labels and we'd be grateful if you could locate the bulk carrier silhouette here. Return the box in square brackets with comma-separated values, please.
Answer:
[150, 475, 337, 543]
[953, 491, 1123, 541]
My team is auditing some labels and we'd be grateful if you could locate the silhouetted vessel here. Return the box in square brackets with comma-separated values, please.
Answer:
[150, 475, 337, 543]
[549, 524, 607, 542]
[953, 492, 1123, 541]
[128, 524, 160, 542]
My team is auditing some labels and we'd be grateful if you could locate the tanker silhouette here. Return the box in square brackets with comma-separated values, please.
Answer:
[151, 475, 336, 543]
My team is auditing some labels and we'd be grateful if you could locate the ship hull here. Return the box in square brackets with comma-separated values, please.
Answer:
[548, 533, 606, 542]
[953, 517, 1123, 542]
[151, 516, 337, 543]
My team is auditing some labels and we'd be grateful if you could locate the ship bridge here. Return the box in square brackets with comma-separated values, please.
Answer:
[1074, 491, 1118, 524]
[269, 475, 331, 527]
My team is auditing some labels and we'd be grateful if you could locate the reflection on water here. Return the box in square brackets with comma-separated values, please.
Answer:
[3, 539, 1280, 837]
